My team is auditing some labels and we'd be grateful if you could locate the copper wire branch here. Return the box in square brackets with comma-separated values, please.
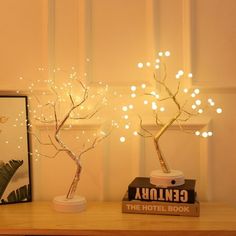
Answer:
[30, 80, 109, 199]
[139, 68, 193, 173]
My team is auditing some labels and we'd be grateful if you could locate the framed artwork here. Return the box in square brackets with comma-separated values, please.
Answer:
[0, 96, 31, 204]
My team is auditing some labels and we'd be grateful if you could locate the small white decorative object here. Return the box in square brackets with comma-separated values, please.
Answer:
[53, 195, 86, 213]
[150, 170, 185, 187]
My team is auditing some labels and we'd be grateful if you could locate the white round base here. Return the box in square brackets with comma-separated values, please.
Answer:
[150, 169, 185, 187]
[53, 195, 86, 213]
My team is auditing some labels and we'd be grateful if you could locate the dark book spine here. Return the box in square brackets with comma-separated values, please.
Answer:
[128, 186, 195, 203]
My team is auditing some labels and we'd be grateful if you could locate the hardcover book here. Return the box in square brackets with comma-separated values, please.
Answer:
[122, 192, 200, 217]
[128, 177, 196, 203]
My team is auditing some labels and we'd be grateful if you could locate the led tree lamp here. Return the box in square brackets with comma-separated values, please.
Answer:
[122, 51, 223, 187]
[26, 69, 110, 212]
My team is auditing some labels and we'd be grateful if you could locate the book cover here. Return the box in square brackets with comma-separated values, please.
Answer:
[122, 192, 200, 217]
[128, 177, 196, 203]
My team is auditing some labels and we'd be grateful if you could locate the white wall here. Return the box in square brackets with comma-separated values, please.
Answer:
[191, 0, 236, 205]
[0, 0, 48, 91]
[0, 0, 235, 206]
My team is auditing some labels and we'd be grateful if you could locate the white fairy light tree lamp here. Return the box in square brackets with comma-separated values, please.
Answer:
[26, 69, 110, 212]
[121, 51, 223, 187]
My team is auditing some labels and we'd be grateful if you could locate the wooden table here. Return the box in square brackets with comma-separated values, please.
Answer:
[0, 201, 236, 235]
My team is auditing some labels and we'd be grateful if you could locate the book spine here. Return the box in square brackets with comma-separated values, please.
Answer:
[122, 200, 200, 217]
[128, 187, 195, 203]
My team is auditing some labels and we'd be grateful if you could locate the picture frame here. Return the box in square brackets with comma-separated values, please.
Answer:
[0, 96, 31, 204]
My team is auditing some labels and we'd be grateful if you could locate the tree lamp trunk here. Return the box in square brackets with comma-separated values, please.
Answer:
[66, 162, 82, 199]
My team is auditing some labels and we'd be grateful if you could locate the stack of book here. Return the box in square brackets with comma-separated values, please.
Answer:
[122, 177, 200, 216]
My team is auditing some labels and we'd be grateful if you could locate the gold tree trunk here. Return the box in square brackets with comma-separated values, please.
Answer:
[153, 114, 181, 173]
[153, 138, 170, 173]
[66, 162, 82, 199]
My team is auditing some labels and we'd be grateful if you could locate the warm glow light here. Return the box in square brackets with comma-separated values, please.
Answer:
[176, 74, 180, 79]
[124, 115, 129, 120]
[152, 102, 158, 110]
[144, 100, 148, 105]
[195, 131, 200, 136]
[202, 132, 208, 138]
[141, 83, 146, 89]
[208, 131, 213, 136]
[216, 108, 222, 114]
[192, 104, 197, 110]
[120, 136, 126, 143]
[100, 131, 107, 136]
[178, 70, 184, 76]
[194, 89, 200, 94]
[210, 101, 215, 106]
[131, 85, 137, 91]
[165, 51, 171, 56]
[146, 62, 151, 67]
[128, 104, 134, 109]
[137, 63, 144, 68]
[195, 99, 201, 106]
[158, 52, 163, 57]
[125, 124, 130, 129]
[188, 73, 193, 78]
[133, 131, 138, 136]
[208, 98, 213, 103]
[151, 91, 156, 96]
[198, 109, 203, 114]
[131, 93, 136, 98]
[191, 93, 196, 98]
[183, 88, 188, 93]
[160, 107, 165, 112]
[155, 58, 160, 63]
[155, 64, 160, 69]
[122, 106, 128, 112]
